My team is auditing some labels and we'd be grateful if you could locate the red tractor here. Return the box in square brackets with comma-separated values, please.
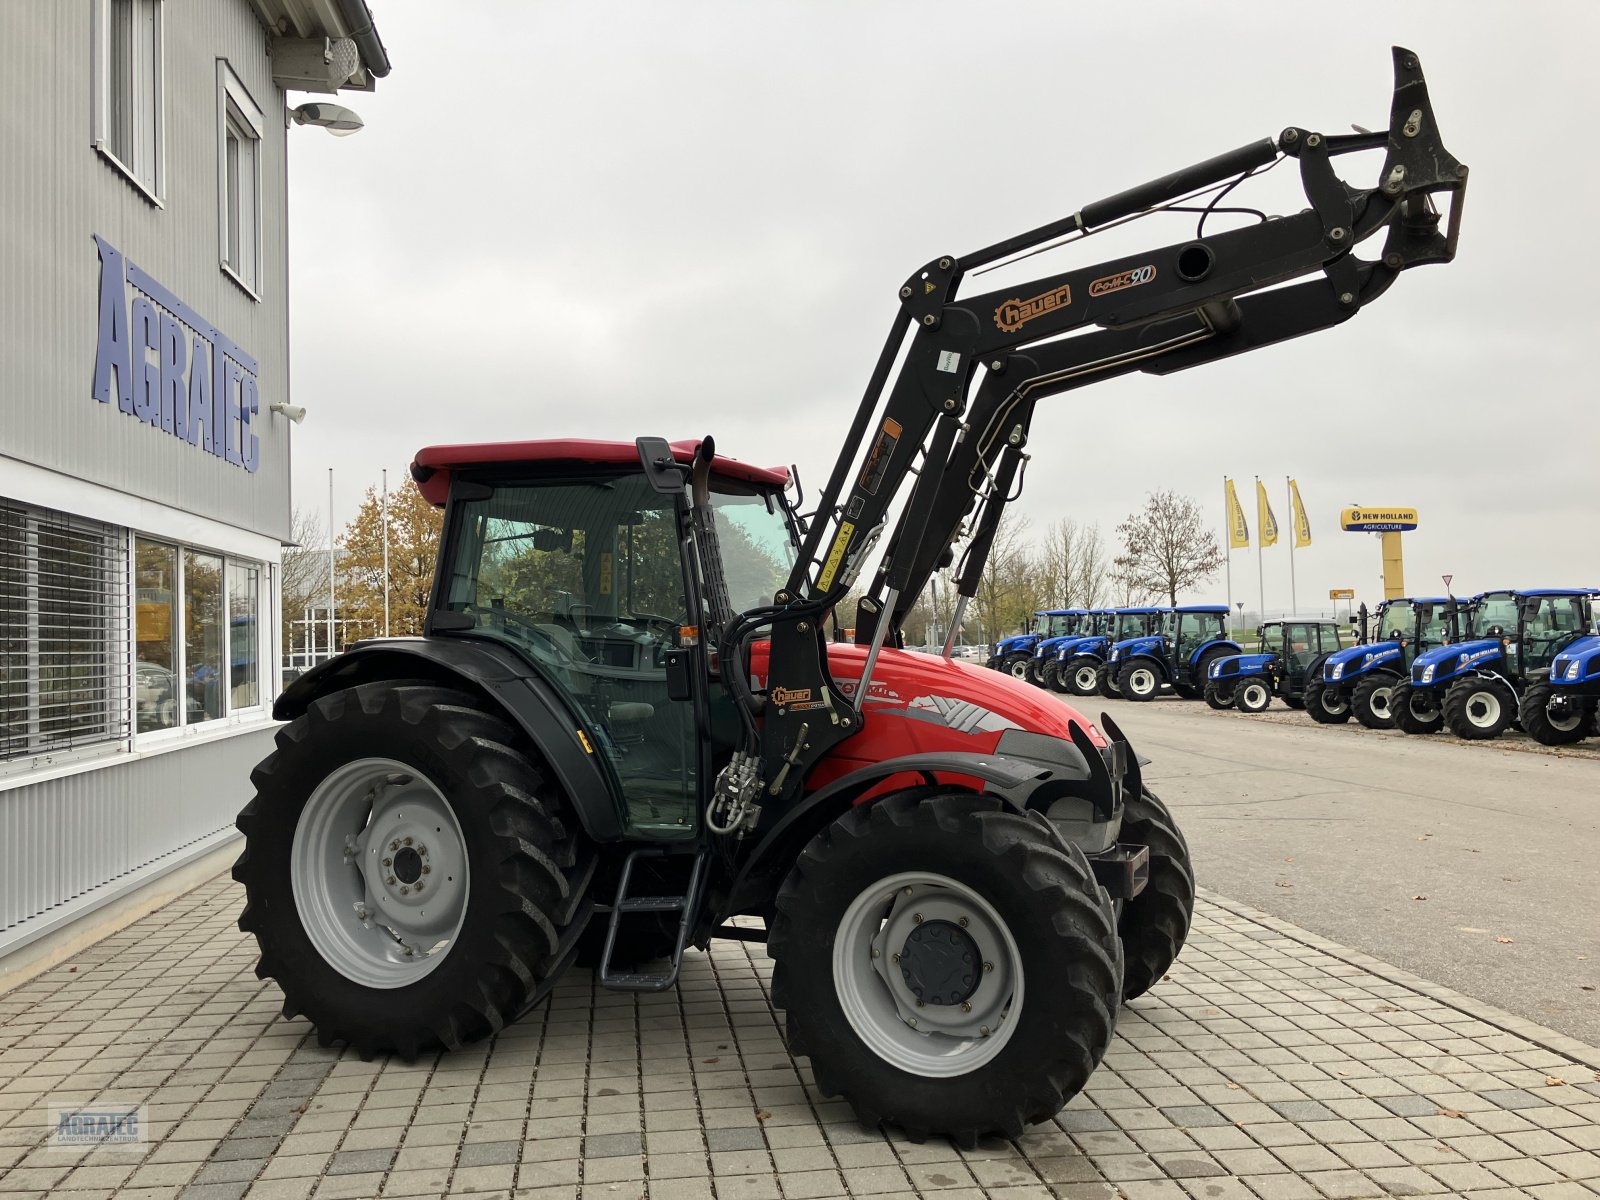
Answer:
[235, 49, 1464, 1145]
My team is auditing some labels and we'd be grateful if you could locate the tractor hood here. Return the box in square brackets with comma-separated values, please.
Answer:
[1323, 640, 1401, 681]
[1551, 635, 1600, 685]
[995, 633, 1040, 654]
[1212, 652, 1274, 680]
[1055, 635, 1110, 660]
[1107, 636, 1164, 663]
[1034, 634, 1082, 657]
[1412, 638, 1502, 685]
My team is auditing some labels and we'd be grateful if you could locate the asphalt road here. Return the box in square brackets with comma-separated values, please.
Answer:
[1096, 692, 1600, 1045]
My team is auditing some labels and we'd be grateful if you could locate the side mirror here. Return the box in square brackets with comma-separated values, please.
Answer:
[1255, 625, 1265, 640]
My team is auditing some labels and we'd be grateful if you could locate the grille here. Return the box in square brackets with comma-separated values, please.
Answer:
[0, 499, 129, 763]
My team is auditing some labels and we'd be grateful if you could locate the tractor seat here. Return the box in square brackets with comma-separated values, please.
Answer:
[608, 702, 655, 723]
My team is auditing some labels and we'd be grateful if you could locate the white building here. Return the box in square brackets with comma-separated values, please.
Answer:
[0, 0, 389, 962]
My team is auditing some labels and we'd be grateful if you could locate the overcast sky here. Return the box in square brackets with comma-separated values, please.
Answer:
[285, 2, 1600, 618]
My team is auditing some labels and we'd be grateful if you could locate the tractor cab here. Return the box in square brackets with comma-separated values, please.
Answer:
[1205, 619, 1345, 713]
[1094, 608, 1170, 699]
[1027, 609, 1093, 685]
[1104, 605, 1239, 702]
[988, 608, 1071, 675]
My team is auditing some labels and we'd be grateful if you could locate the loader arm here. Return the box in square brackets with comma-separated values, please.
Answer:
[728, 47, 1466, 809]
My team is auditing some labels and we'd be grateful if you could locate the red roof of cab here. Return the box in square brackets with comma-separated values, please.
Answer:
[410, 439, 790, 506]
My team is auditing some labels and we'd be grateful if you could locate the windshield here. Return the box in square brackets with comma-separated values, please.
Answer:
[1417, 604, 1451, 646]
[1471, 592, 1518, 637]
[711, 490, 797, 614]
[1042, 614, 1077, 637]
[1376, 601, 1413, 640]
[1527, 596, 1589, 638]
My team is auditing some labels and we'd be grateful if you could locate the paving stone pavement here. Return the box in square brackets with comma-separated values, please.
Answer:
[1, 873, 1599, 1200]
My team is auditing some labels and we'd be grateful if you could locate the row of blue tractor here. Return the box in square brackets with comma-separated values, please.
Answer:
[986, 606, 1242, 702]
[1204, 590, 1600, 745]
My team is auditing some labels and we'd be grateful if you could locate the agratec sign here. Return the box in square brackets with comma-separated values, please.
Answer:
[90, 235, 261, 474]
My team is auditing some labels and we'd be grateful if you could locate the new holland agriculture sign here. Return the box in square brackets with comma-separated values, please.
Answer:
[1340, 507, 1418, 533]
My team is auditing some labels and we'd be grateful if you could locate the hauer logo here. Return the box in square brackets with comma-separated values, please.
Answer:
[770, 687, 813, 706]
[1088, 264, 1157, 298]
[994, 283, 1072, 333]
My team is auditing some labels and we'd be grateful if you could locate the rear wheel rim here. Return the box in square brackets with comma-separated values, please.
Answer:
[1009, 660, 1029, 679]
[1465, 690, 1501, 728]
[833, 870, 1021, 1077]
[290, 757, 470, 989]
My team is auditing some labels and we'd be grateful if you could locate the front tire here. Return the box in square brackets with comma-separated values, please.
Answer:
[1444, 676, 1514, 740]
[1065, 656, 1101, 697]
[1304, 678, 1352, 724]
[1235, 678, 1273, 713]
[1117, 789, 1194, 1001]
[1203, 680, 1235, 709]
[1097, 666, 1121, 699]
[768, 790, 1121, 1146]
[1392, 680, 1443, 734]
[1518, 681, 1593, 746]
[1116, 660, 1162, 702]
[1352, 674, 1399, 730]
[235, 683, 591, 1058]
[1043, 660, 1070, 693]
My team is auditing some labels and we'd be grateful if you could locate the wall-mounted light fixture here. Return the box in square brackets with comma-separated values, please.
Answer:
[290, 102, 363, 136]
[269, 402, 307, 424]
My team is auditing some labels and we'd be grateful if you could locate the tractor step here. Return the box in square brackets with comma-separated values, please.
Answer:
[598, 847, 706, 993]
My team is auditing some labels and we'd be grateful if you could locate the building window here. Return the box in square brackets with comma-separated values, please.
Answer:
[93, 0, 165, 201]
[134, 537, 267, 736]
[218, 63, 263, 295]
[1, 502, 129, 762]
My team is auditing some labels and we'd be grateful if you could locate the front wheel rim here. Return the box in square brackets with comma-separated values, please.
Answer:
[1546, 698, 1584, 732]
[1009, 660, 1029, 679]
[1369, 686, 1393, 720]
[290, 757, 470, 989]
[833, 871, 1022, 1078]
[1243, 683, 1268, 709]
[1130, 668, 1156, 696]
[1074, 666, 1098, 691]
[1465, 690, 1501, 728]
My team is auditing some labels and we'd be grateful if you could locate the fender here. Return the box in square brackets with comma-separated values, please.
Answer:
[1117, 651, 1170, 683]
[1189, 639, 1242, 668]
[275, 637, 627, 841]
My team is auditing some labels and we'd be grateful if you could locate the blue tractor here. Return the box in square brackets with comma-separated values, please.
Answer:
[1204, 618, 1347, 713]
[1054, 607, 1165, 698]
[985, 609, 1082, 679]
[1104, 605, 1240, 702]
[1026, 608, 1094, 686]
[1394, 589, 1595, 739]
[1306, 596, 1452, 728]
[1520, 631, 1600, 745]
[1042, 610, 1114, 694]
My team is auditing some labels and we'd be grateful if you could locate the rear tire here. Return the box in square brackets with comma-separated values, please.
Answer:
[1002, 653, 1032, 681]
[1235, 678, 1273, 713]
[234, 682, 592, 1058]
[1065, 656, 1101, 697]
[1043, 660, 1071, 693]
[768, 790, 1121, 1146]
[1518, 681, 1593, 746]
[1203, 681, 1235, 710]
[1392, 680, 1443, 734]
[1304, 678, 1353, 724]
[1097, 667, 1120, 699]
[1444, 676, 1514, 740]
[1116, 660, 1162, 702]
[1116, 788, 1194, 1001]
[1351, 674, 1399, 730]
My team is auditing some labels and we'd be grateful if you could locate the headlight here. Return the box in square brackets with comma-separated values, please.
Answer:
[1034, 646, 1046, 657]
[1109, 649, 1120, 662]
[1209, 662, 1221, 677]
[1331, 662, 1344, 680]
[1568, 661, 1582, 680]
[1421, 664, 1435, 683]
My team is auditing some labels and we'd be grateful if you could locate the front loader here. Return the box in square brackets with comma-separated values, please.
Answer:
[234, 49, 1466, 1146]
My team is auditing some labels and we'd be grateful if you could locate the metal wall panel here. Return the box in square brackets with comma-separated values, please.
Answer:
[0, 0, 292, 543]
[0, 726, 273, 934]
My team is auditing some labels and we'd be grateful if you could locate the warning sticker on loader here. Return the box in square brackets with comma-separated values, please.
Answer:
[817, 521, 856, 591]
[857, 418, 901, 496]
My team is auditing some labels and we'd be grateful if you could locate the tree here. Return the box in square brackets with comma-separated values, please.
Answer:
[970, 513, 1046, 644]
[280, 506, 327, 650]
[1042, 518, 1109, 609]
[1114, 490, 1224, 607]
[337, 477, 445, 640]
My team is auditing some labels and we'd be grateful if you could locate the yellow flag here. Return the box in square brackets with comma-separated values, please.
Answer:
[1289, 478, 1312, 548]
[1256, 479, 1279, 547]
[1224, 479, 1249, 549]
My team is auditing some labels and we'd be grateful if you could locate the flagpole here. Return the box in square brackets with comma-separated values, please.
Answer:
[1255, 476, 1265, 620]
[327, 468, 335, 660]
[1287, 476, 1296, 616]
[382, 468, 391, 638]
[1223, 477, 1233, 629]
